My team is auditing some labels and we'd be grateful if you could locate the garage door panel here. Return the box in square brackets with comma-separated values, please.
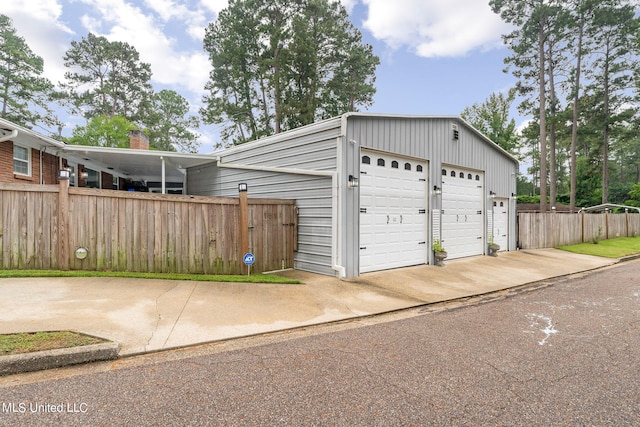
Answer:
[441, 167, 484, 259]
[360, 151, 427, 273]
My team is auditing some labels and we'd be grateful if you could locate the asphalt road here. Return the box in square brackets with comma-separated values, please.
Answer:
[1, 260, 639, 426]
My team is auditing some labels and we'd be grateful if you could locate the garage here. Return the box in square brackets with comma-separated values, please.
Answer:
[440, 166, 485, 259]
[188, 114, 519, 278]
[359, 151, 427, 273]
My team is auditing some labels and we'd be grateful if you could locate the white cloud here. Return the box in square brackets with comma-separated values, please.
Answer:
[361, 0, 509, 57]
[77, 0, 211, 93]
[3, 0, 74, 84]
[198, 0, 229, 15]
[339, 0, 359, 13]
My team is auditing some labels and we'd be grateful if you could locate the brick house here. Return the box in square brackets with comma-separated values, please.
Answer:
[0, 117, 214, 193]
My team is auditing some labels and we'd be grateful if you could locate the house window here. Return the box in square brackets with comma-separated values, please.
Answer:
[468, 173, 472, 180]
[416, 165, 423, 172]
[362, 156, 370, 164]
[450, 170, 456, 177]
[442, 169, 447, 175]
[459, 172, 464, 178]
[405, 163, 411, 171]
[377, 158, 385, 167]
[391, 160, 399, 169]
[475, 175, 480, 181]
[13, 145, 30, 176]
[85, 168, 100, 188]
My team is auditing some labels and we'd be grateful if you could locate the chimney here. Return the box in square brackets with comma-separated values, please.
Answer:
[129, 130, 149, 150]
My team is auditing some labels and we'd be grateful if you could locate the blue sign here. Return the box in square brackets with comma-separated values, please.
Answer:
[243, 253, 255, 266]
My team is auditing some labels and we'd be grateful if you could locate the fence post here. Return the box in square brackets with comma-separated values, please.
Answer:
[58, 173, 70, 270]
[581, 210, 585, 243]
[626, 208, 629, 237]
[238, 183, 249, 273]
[605, 208, 610, 240]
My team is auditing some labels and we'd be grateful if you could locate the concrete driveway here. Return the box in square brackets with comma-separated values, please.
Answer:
[0, 249, 615, 356]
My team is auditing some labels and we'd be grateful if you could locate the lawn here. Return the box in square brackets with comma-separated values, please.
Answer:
[0, 270, 300, 284]
[0, 331, 105, 355]
[558, 236, 640, 258]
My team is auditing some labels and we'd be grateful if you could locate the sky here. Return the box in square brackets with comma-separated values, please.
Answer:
[3, 0, 519, 154]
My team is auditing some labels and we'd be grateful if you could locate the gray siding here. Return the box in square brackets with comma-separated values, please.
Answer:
[186, 118, 342, 275]
[341, 115, 518, 276]
[186, 114, 518, 278]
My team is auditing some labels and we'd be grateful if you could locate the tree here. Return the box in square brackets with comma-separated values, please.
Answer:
[585, 1, 638, 204]
[144, 90, 200, 153]
[61, 33, 153, 123]
[490, 0, 565, 212]
[66, 115, 137, 148]
[0, 14, 56, 128]
[460, 89, 520, 155]
[201, 0, 379, 145]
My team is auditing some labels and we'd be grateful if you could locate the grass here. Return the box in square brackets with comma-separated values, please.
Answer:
[0, 331, 105, 356]
[0, 270, 300, 284]
[557, 236, 640, 258]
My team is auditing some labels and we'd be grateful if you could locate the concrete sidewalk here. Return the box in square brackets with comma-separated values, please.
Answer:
[0, 249, 616, 356]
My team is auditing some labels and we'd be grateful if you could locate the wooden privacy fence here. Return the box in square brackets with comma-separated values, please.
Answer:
[0, 182, 297, 274]
[518, 211, 640, 249]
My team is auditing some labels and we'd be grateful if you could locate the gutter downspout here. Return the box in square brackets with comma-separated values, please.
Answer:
[40, 147, 45, 184]
[0, 129, 18, 143]
[216, 158, 346, 278]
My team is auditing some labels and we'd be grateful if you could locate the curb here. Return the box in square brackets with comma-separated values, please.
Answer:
[0, 341, 120, 376]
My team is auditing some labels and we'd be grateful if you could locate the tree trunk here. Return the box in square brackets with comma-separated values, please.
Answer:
[602, 46, 611, 204]
[538, 16, 548, 213]
[548, 41, 557, 210]
[570, 13, 584, 213]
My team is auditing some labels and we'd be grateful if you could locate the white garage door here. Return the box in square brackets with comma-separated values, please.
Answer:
[491, 198, 508, 251]
[440, 167, 484, 259]
[359, 152, 427, 273]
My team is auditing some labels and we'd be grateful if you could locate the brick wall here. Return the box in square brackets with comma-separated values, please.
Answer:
[0, 141, 60, 184]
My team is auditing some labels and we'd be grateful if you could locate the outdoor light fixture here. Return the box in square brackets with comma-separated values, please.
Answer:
[238, 183, 248, 192]
[489, 191, 496, 199]
[348, 174, 359, 188]
[58, 169, 70, 180]
[433, 185, 442, 196]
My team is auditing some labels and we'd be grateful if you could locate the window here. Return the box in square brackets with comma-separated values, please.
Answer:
[475, 175, 480, 181]
[442, 169, 447, 175]
[13, 145, 30, 176]
[459, 172, 464, 178]
[362, 156, 370, 164]
[404, 163, 411, 171]
[468, 173, 472, 180]
[493, 201, 497, 207]
[377, 158, 385, 167]
[450, 170, 455, 177]
[500, 201, 504, 207]
[416, 165, 423, 172]
[85, 168, 100, 188]
[391, 160, 399, 169]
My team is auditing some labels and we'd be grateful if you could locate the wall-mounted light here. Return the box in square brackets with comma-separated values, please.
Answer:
[348, 174, 359, 188]
[58, 169, 70, 180]
[489, 191, 496, 199]
[433, 185, 442, 196]
[238, 183, 248, 192]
